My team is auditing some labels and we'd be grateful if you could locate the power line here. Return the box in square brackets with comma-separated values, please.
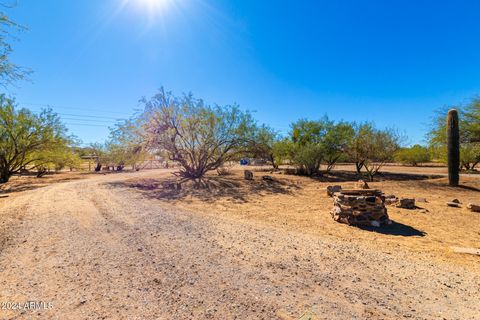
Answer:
[64, 122, 111, 128]
[28, 110, 127, 120]
[60, 117, 117, 124]
[20, 102, 136, 116]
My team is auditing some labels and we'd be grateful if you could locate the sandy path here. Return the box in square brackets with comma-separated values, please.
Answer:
[0, 171, 479, 319]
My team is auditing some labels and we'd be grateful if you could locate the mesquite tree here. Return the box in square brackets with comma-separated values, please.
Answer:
[0, 96, 71, 183]
[0, 11, 31, 87]
[362, 128, 402, 181]
[447, 109, 460, 186]
[247, 124, 280, 169]
[142, 88, 254, 179]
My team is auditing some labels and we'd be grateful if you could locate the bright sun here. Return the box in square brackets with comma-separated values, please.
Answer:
[119, 0, 181, 27]
[135, 0, 171, 13]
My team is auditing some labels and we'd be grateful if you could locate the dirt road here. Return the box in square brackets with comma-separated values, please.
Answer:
[0, 171, 479, 319]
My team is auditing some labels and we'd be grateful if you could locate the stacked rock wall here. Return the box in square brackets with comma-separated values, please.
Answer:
[331, 190, 391, 227]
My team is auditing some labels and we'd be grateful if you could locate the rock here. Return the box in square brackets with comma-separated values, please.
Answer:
[244, 170, 254, 180]
[326, 185, 342, 197]
[370, 221, 381, 227]
[384, 195, 399, 206]
[447, 202, 461, 208]
[467, 203, 480, 213]
[396, 198, 416, 209]
[262, 175, 274, 181]
[355, 180, 370, 189]
[416, 197, 428, 203]
[451, 199, 460, 204]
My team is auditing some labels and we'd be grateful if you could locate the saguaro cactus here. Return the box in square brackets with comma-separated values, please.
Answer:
[447, 109, 460, 186]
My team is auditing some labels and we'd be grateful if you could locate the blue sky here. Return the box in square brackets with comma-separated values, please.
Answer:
[6, 0, 480, 145]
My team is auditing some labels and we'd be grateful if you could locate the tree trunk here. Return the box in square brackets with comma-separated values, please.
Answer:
[0, 168, 11, 184]
[270, 154, 278, 170]
[36, 169, 48, 178]
[447, 109, 460, 186]
[355, 161, 364, 177]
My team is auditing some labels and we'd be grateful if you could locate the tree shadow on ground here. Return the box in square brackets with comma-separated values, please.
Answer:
[403, 178, 480, 193]
[281, 169, 443, 183]
[0, 174, 86, 195]
[357, 220, 426, 237]
[107, 175, 302, 204]
[458, 184, 480, 192]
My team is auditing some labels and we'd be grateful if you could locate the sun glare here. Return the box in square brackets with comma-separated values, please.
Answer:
[136, 0, 170, 12]
[120, 0, 175, 24]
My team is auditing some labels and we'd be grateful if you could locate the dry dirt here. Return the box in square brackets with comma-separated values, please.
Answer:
[0, 167, 479, 319]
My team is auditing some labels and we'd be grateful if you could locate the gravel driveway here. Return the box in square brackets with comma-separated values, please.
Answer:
[0, 171, 479, 319]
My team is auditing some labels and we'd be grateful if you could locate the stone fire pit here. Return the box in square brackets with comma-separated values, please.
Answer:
[331, 189, 391, 227]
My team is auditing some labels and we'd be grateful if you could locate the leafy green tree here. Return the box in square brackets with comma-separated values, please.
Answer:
[32, 145, 82, 177]
[0, 96, 71, 183]
[394, 144, 431, 166]
[142, 88, 255, 179]
[463, 97, 480, 142]
[248, 124, 280, 169]
[322, 121, 354, 173]
[346, 123, 375, 175]
[460, 143, 480, 171]
[0, 10, 31, 87]
[362, 128, 402, 181]
[108, 118, 147, 170]
[271, 138, 293, 167]
[289, 119, 327, 176]
[280, 118, 354, 176]
[347, 123, 402, 180]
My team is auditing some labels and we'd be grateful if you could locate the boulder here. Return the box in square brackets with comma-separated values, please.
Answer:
[396, 198, 416, 209]
[467, 203, 480, 213]
[326, 185, 342, 197]
[416, 197, 428, 203]
[244, 170, 254, 180]
[447, 202, 461, 208]
[262, 175, 274, 181]
[451, 199, 461, 204]
[384, 195, 398, 206]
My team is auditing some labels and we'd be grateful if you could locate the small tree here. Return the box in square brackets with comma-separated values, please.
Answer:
[32, 145, 82, 177]
[361, 128, 402, 181]
[248, 124, 280, 169]
[394, 144, 431, 166]
[271, 138, 293, 167]
[0, 96, 71, 183]
[346, 123, 375, 176]
[109, 118, 147, 170]
[288, 119, 327, 176]
[463, 97, 480, 142]
[142, 88, 254, 179]
[323, 121, 354, 173]
[460, 143, 480, 171]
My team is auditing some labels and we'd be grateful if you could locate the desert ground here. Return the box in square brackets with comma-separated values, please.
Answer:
[0, 166, 479, 319]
